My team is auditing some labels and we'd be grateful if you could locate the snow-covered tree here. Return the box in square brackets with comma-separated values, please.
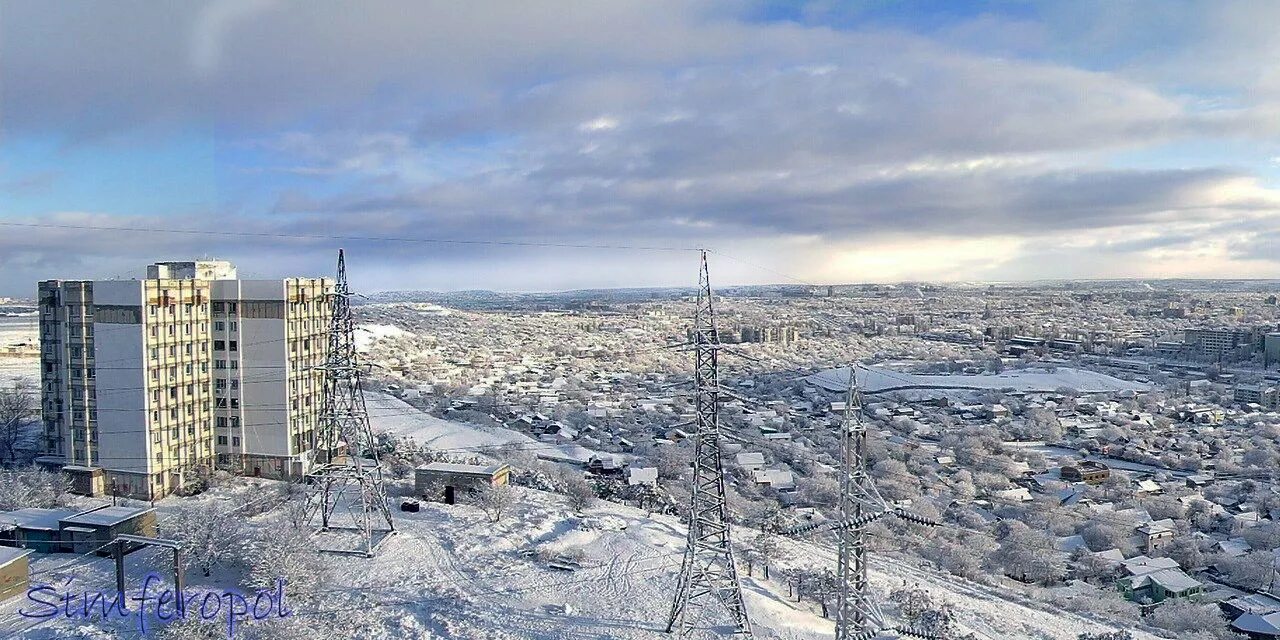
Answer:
[0, 466, 72, 510]
[0, 380, 35, 463]
[988, 522, 1067, 585]
[1147, 599, 1236, 640]
[563, 473, 597, 511]
[471, 483, 516, 522]
[166, 499, 243, 577]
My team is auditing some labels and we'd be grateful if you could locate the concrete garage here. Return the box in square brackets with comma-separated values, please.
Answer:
[416, 462, 511, 505]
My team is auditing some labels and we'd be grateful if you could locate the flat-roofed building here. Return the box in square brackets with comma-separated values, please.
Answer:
[416, 462, 511, 504]
[37, 261, 332, 499]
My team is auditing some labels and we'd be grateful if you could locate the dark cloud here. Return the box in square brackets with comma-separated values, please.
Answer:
[4, 1, 1280, 294]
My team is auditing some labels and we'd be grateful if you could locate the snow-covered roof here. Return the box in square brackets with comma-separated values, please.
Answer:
[417, 462, 508, 476]
[0, 546, 32, 567]
[61, 506, 154, 528]
[0, 507, 82, 531]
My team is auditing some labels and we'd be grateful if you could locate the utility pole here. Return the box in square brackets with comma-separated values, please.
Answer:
[667, 250, 753, 637]
[305, 249, 395, 556]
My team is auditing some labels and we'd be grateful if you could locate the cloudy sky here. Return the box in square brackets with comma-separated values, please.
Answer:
[3, 0, 1280, 296]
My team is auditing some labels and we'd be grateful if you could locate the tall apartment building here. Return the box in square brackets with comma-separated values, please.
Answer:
[1183, 328, 1256, 362]
[37, 261, 331, 499]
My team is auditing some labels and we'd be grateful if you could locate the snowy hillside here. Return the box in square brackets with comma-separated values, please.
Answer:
[367, 393, 601, 464]
[3, 484, 1165, 639]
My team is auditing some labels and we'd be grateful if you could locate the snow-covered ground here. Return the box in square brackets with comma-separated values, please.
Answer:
[356, 323, 411, 352]
[0, 357, 38, 386]
[2, 485, 1162, 639]
[808, 365, 1150, 396]
[367, 393, 600, 464]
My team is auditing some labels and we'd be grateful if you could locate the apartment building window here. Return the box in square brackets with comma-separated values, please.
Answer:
[215, 379, 226, 392]
[152, 389, 160, 402]
[168, 346, 176, 357]
[229, 340, 238, 352]
[150, 326, 158, 337]
[168, 325, 175, 336]
[214, 321, 225, 331]
[150, 305, 157, 316]
[215, 360, 226, 370]
[184, 364, 192, 375]
[185, 384, 194, 396]
[230, 398, 239, 409]
[151, 369, 159, 380]
[168, 387, 177, 399]
[229, 322, 237, 331]
[214, 340, 225, 351]
[232, 437, 240, 447]
[229, 417, 239, 427]
[230, 380, 239, 390]
[227, 303, 237, 316]
[230, 361, 238, 370]
[185, 344, 192, 355]
[216, 397, 228, 408]
[169, 408, 178, 419]
[201, 363, 208, 373]
[217, 417, 227, 427]
[218, 435, 227, 445]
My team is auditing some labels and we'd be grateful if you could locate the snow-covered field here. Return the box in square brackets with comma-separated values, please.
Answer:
[368, 393, 600, 464]
[1, 486, 1161, 639]
[808, 365, 1149, 396]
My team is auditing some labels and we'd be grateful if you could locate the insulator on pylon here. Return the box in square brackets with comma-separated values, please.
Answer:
[895, 625, 945, 639]
[892, 509, 941, 527]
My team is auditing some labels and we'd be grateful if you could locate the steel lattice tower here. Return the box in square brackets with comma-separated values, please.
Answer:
[667, 250, 753, 637]
[306, 249, 395, 556]
[835, 374, 884, 640]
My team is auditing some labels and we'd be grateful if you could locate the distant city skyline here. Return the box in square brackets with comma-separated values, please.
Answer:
[5, 1, 1280, 296]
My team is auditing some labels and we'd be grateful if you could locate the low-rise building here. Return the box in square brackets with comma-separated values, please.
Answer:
[1061, 460, 1110, 485]
[415, 462, 511, 504]
[0, 547, 32, 601]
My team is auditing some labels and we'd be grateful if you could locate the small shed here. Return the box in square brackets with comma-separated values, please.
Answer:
[0, 546, 32, 601]
[58, 506, 158, 554]
[0, 508, 82, 553]
[416, 462, 512, 505]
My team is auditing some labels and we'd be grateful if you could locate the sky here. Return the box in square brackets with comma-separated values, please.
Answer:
[4, 0, 1280, 296]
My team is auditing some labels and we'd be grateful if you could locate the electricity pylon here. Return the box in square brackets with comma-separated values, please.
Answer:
[785, 369, 938, 640]
[306, 249, 395, 556]
[667, 250, 753, 637]
[834, 375, 885, 640]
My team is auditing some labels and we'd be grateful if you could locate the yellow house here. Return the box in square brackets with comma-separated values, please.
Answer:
[0, 547, 32, 602]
